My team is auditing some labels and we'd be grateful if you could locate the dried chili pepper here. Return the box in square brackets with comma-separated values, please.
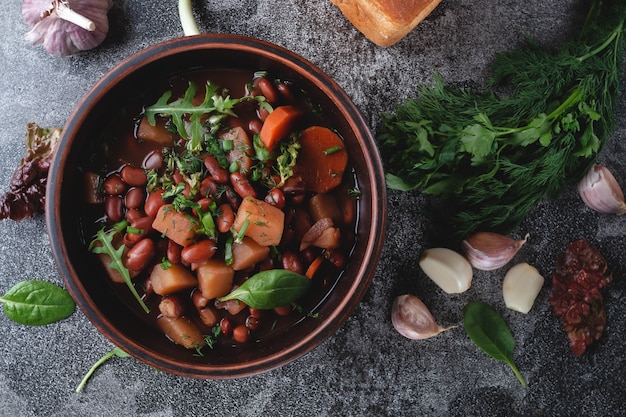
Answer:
[549, 239, 612, 355]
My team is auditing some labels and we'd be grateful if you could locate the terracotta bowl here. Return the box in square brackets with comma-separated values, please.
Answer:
[46, 34, 386, 378]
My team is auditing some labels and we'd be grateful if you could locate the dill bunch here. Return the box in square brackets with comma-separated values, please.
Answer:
[378, 0, 626, 238]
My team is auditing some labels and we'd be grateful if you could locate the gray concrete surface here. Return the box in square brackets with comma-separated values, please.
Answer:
[1, 1, 625, 416]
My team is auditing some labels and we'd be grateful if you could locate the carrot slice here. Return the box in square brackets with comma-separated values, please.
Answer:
[296, 126, 348, 193]
[305, 256, 324, 279]
[259, 105, 301, 152]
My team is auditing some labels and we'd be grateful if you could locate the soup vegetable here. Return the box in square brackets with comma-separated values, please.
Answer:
[81, 70, 359, 353]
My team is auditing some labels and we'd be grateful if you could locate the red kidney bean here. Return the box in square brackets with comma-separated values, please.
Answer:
[281, 251, 304, 275]
[200, 177, 218, 198]
[248, 307, 265, 319]
[167, 239, 182, 264]
[104, 195, 124, 222]
[123, 231, 141, 247]
[172, 170, 184, 184]
[258, 257, 274, 272]
[203, 155, 229, 184]
[103, 174, 127, 195]
[195, 197, 213, 216]
[258, 77, 279, 105]
[300, 247, 319, 265]
[181, 239, 217, 264]
[273, 304, 293, 317]
[120, 165, 148, 186]
[324, 249, 347, 268]
[223, 186, 242, 211]
[233, 324, 250, 343]
[257, 107, 270, 122]
[216, 203, 234, 234]
[144, 189, 166, 217]
[220, 317, 232, 336]
[276, 82, 295, 103]
[124, 238, 155, 271]
[282, 175, 306, 204]
[124, 187, 146, 210]
[125, 208, 144, 223]
[230, 172, 256, 199]
[264, 188, 286, 209]
[245, 315, 260, 331]
[142, 149, 163, 170]
[248, 118, 263, 135]
[158, 295, 185, 318]
[130, 216, 154, 239]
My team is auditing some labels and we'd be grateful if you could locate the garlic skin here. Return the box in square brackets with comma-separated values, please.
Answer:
[22, 0, 112, 56]
[461, 232, 528, 271]
[419, 248, 473, 294]
[502, 263, 544, 314]
[391, 294, 452, 340]
[577, 164, 626, 215]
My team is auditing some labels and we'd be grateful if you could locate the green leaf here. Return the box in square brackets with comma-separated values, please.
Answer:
[89, 227, 150, 314]
[460, 124, 496, 158]
[463, 301, 527, 387]
[218, 269, 311, 310]
[0, 280, 75, 326]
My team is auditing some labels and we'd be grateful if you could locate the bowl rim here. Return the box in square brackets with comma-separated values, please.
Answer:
[46, 33, 387, 379]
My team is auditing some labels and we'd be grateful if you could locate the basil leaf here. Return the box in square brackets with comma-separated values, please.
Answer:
[0, 280, 75, 326]
[218, 269, 311, 310]
[463, 301, 527, 387]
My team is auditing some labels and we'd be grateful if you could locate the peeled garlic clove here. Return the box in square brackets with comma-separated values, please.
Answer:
[419, 248, 473, 294]
[577, 164, 626, 215]
[461, 232, 528, 271]
[391, 294, 452, 340]
[502, 263, 544, 314]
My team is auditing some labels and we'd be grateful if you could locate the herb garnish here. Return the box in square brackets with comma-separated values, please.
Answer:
[145, 81, 272, 153]
[377, 0, 626, 237]
[89, 223, 150, 313]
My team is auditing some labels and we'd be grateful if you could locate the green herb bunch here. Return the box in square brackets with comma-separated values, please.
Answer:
[378, 0, 626, 237]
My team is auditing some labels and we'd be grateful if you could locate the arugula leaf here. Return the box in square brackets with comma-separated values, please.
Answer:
[89, 226, 150, 313]
[463, 301, 526, 387]
[0, 280, 75, 326]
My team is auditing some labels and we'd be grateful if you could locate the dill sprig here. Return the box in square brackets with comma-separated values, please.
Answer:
[378, 0, 626, 238]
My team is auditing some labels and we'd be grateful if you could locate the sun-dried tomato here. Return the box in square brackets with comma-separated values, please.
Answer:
[549, 239, 612, 355]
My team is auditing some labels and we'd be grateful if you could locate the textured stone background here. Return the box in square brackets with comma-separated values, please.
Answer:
[0, 1, 625, 416]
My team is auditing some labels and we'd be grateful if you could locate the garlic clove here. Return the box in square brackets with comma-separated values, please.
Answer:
[419, 248, 473, 294]
[502, 263, 544, 314]
[22, 0, 112, 56]
[391, 294, 454, 340]
[577, 164, 626, 215]
[461, 232, 528, 271]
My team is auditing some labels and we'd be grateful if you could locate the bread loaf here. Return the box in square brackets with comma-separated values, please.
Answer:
[331, 0, 443, 47]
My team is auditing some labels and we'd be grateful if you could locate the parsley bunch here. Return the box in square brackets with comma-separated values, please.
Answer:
[378, 0, 626, 238]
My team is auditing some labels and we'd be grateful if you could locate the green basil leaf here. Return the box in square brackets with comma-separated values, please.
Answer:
[218, 269, 311, 310]
[0, 280, 75, 326]
[463, 301, 527, 387]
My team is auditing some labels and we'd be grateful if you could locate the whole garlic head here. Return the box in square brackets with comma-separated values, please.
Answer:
[22, 0, 112, 56]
